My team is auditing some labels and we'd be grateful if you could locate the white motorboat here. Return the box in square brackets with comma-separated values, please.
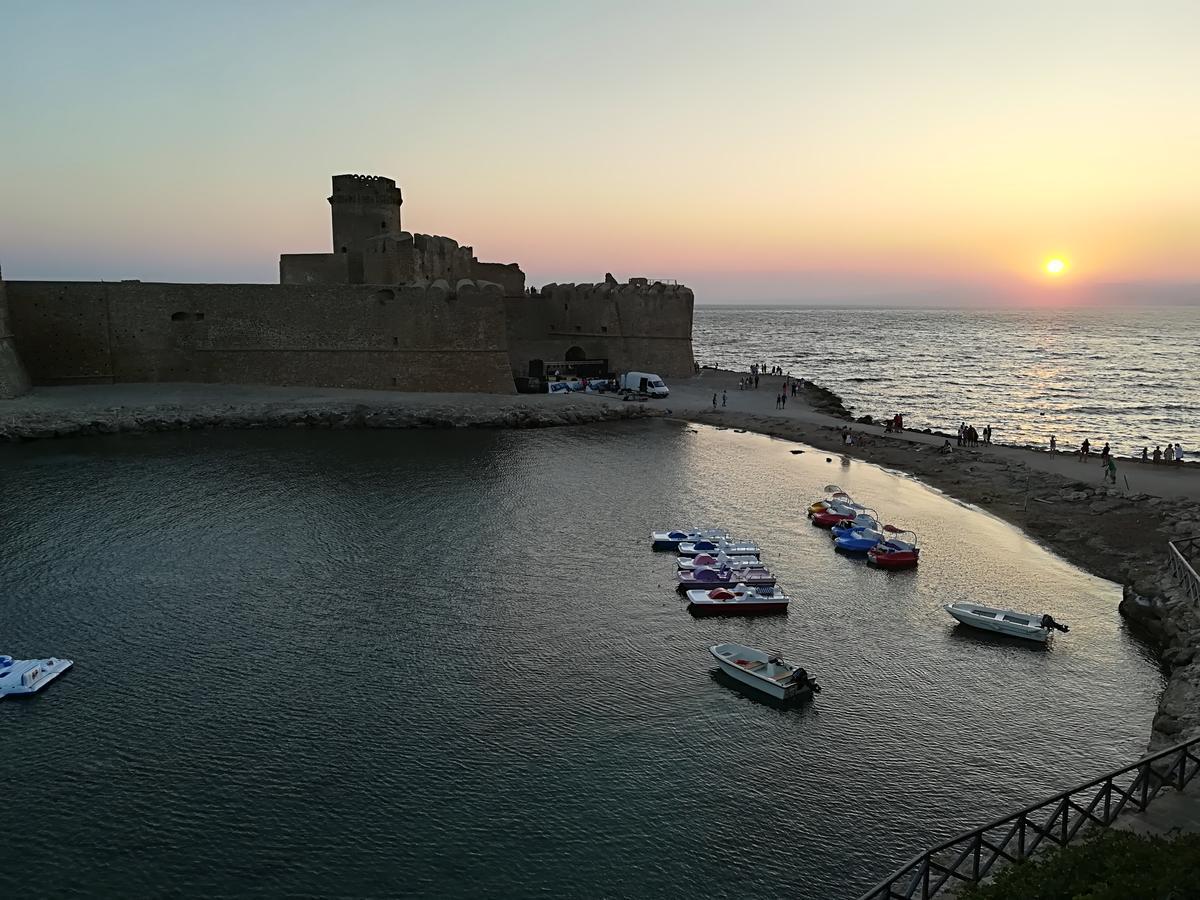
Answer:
[0, 655, 73, 698]
[677, 551, 764, 570]
[651, 528, 729, 551]
[944, 603, 1070, 642]
[678, 539, 761, 557]
[709, 643, 819, 700]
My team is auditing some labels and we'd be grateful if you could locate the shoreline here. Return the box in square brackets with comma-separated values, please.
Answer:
[3, 378, 1198, 751]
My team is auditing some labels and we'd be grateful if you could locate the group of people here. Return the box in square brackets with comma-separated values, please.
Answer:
[1143, 443, 1185, 465]
[957, 422, 991, 447]
[749, 362, 786, 377]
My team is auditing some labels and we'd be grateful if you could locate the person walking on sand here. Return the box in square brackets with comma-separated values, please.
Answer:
[712, 393, 717, 409]
[1153, 445, 1162, 464]
[754, 374, 759, 389]
[721, 390, 727, 407]
[781, 392, 787, 409]
[1104, 455, 1117, 485]
[1050, 435, 1057, 453]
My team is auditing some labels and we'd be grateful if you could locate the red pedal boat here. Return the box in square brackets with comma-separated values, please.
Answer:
[867, 526, 920, 569]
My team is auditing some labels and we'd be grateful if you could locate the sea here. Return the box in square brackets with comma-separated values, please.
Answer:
[694, 305, 1200, 455]
[1, 421, 1163, 899]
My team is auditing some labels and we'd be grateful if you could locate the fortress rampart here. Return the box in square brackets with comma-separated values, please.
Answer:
[0, 268, 32, 397]
[3, 174, 694, 395]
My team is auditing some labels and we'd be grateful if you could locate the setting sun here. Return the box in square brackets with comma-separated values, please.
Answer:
[1044, 258, 1067, 276]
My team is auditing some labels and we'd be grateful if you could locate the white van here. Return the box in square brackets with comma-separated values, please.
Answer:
[618, 372, 669, 398]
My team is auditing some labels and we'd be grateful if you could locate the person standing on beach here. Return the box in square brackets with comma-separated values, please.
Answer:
[721, 390, 727, 407]
[1165, 443, 1175, 464]
[1175, 442, 1184, 464]
[1050, 435, 1057, 453]
[1104, 456, 1117, 485]
[1100, 443, 1110, 467]
[1141, 447, 1148, 462]
[754, 374, 759, 389]
[712, 393, 717, 409]
[1080, 438, 1090, 461]
[781, 392, 787, 409]
[1153, 445, 1162, 464]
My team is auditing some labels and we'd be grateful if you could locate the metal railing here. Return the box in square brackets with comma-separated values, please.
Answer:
[858, 734, 1200, 900]
[1168, 536, 1200, 606]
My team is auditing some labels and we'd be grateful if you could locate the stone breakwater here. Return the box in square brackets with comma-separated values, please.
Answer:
[681, 408, 1200, 750]
[0, 391, 663, 442]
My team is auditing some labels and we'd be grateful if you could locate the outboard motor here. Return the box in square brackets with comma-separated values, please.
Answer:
[1041, 614, 1070, 633]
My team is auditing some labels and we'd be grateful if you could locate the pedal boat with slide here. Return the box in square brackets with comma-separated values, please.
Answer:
[708, 643, 819, 698]
[686, 584, 790, 615]
[0, 654, 73, 698]
[867, 527, 921, 569]
[677, 550, 765, 571]
[944, 602, 1069, 642]
[651, 528, 729, 552]
[808, 485, 852, 515]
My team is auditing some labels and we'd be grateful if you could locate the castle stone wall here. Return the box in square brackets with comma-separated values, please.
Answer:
[7, 280, 515, 393]
[0, 269, 32, 397]
[504, 281, 694, 379]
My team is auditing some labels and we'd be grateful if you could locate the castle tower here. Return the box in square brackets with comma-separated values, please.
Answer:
[0, 265, 32, 398]
[329, 174, 403, 254]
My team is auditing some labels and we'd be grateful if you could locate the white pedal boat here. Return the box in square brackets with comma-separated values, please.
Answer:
[944, 603, 1070, 642]
[651, 528, 729, 551]
[709, 643, 820, 700]
[0, 655, 73, 698]
[677, 551, 765, 571]
[678, 539, 761, 557]
[685, 583, 790, 615]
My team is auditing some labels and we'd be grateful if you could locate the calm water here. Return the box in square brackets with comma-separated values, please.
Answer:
[1, 422, 1162, 899]
[695, 305, 1200, 454]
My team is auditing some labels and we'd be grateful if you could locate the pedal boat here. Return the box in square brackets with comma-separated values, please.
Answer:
[686, 584, 789, 615]
[944, 603, 1069, 642]
[833, 527, 885, 554]
[808, 485, 851, 516]
[677, 539, 761, 557]
[810, 502, 865, 528]
[678, 551, 764, 570]
[709, 643, 818, 698]
[867, 527, 920, 569]
[0, 655, 73, 698]
[651, 528, 729, 551]
[830, 512, 879, 539]
[677, 566, 776, 591]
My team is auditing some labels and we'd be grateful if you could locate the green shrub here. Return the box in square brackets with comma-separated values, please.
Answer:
[958, 828, 1200, 900]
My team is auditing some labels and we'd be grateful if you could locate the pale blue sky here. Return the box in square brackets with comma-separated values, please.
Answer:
[2, 0, 1198, 303]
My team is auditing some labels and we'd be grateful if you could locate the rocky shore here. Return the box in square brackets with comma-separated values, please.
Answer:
[0, 383, 662, 442]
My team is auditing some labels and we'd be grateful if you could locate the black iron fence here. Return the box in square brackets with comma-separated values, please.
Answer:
[858, 734, 1200, 899]
[1168, 536, 1200, 606]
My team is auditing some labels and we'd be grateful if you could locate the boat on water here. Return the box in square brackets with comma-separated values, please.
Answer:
[709, 643, 819, 699]
[686, 584, 790, 615]
[678, 551, 764, 570]
[651, 528, 729, 551]
[944, 603, 1069, 642]
[830, 512, 879, 539]
[810, 503, 865, 528]
[867, 527, 920, 569]
[0, 655, 73, 698]
[678, 539, 761, 557]
[833, 526, 885, 554]
[808, 485, 851, 515]
[677, 566, 776, 591]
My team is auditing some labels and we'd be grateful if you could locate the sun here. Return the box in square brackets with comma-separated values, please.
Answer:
[1044, 258, 1067, 276]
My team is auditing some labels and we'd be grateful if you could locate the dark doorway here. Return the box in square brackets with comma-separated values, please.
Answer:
[565, 346, 586, 361]
[528, 359, 545, 377]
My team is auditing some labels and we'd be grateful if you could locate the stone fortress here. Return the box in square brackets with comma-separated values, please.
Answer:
[0, 175, 695, 397]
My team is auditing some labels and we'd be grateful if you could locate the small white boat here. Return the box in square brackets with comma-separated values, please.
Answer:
[651, 528, 729, 551]
[678, 539, 761, 557]
[944, 603, 1070, 642]
[677, 551, 764, 570]
[0, 655, 73, 698]
[685, 583, 790, 615]
[709, 643, 819, 700]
